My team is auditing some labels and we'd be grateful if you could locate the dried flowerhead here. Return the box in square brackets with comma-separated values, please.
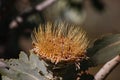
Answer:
[32, 22, 89, 64]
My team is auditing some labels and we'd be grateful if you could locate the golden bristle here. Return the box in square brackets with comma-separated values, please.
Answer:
[32, 22, 89, 64]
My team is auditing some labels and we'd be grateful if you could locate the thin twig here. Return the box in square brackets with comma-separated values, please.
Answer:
[36, 0, 56, 11]
[9, 0, 56, 29]
[94, 54, 120, 80]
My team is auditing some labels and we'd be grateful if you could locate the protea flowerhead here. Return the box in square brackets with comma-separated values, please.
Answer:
[32, 22, 89, 64]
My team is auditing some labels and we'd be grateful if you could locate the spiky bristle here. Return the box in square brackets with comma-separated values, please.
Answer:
[32, 22, 89, 64]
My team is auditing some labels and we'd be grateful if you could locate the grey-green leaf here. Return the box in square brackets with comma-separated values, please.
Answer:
[19, 51, 29, 62]
[87, 34, 120, 65]
[0, 51, 52, 80]
[2, 76, 13, 80]
[29, 51, 53, 79]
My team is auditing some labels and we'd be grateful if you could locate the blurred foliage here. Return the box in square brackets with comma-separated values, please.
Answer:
[87, 34, 120, 65]
[91, 0, 105, 12]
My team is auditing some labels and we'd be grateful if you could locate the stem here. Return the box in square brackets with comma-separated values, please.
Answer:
[94, 54, 120, 80]
[36, 0, 56, 11]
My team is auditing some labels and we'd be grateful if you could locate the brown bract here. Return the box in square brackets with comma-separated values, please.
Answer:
[32, 22, 89, 64]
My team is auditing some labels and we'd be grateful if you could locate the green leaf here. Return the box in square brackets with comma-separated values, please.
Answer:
[87, 34, 120, 64]
[0, 51, 53, 80]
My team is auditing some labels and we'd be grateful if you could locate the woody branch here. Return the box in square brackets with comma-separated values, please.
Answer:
[94, 54, 120, 80]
